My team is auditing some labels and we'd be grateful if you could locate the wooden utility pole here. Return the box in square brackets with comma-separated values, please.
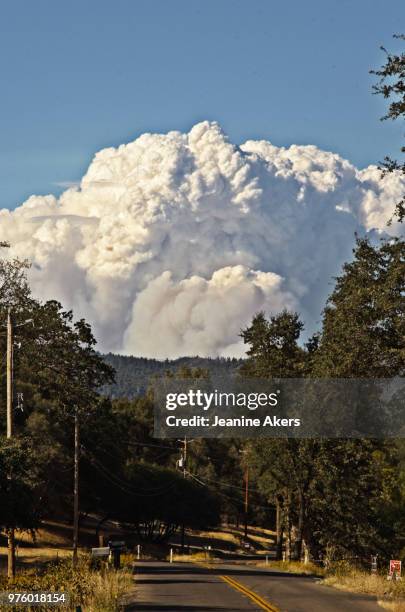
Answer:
[180, 437, 187, 552]
[275, 495, 283, 560]
[7, 309, 16, 578]
[285, 488, 291, 561]
[72, 411, 80, 566]
[7, 310, 13, 439]
[238, 448, 249, 540]
[177, 436, 195, 552]
[244, 465, 249, 540]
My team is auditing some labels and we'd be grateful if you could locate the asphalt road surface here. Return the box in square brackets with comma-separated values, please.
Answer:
[127, 561, 382, 612]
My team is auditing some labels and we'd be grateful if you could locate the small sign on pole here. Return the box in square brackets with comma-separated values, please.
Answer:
[388, 560, 402, 581]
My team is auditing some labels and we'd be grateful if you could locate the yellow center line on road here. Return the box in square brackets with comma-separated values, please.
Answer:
[220, 574, 279, 612]
[191, 560, 279, 612]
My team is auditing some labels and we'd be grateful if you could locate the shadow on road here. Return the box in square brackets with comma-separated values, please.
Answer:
[130, 561, 381, 612]
[135, 561, 317, 580]
[135, 578, 219, 585]
[126, 606, 248, 611]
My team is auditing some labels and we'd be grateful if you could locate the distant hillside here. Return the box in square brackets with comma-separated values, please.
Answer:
[101, 353, 243, 399]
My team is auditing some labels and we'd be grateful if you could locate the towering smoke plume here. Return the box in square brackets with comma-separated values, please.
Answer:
[1, 122, 403, 357]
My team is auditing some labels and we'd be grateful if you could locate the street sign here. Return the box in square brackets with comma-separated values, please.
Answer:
[389, 560, 401, 580]
[91, 547, 110, 557]
[390, 560, 401, 575]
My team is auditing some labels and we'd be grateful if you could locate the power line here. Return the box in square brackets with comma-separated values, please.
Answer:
[83, 447, 179, 497]
[194, 473, 263, 495]
[85, 453, 167, 497]
[186, 471, 275, 510]
[122, 440, 180, 451]
[84, 439, 178, 474]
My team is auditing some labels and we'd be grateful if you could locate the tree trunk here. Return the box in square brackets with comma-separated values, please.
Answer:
[276, 495, 284, 560]
[295, 488, 304, 561]
[285, 490, 291, 561]
[72, 412, 80, 567]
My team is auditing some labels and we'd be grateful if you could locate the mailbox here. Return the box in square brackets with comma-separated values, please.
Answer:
[91, 547, 110, 558]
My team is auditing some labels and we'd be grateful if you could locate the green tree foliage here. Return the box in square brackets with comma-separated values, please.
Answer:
[240, 310, 307, 377]
[313, 237, 405, 377]
[0, 250, 115, 530]
[102, 353, 241, 399]
[2, 236, 404, 560]
[0, 248, 221, 541]
[241, 238, 405, 561]
[0, 254, 115, 430]
[87, 460, 220, 542]
[372, 34, 405, 222]
[0, 438, 42, 530]
[75, 396, 221, 539]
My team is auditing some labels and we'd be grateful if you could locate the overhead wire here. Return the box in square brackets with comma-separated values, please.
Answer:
[186, 470, 275, 510]
[82, 446, 179, 497]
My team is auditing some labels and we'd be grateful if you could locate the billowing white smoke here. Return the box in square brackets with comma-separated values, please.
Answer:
[1, 121, 403, 358]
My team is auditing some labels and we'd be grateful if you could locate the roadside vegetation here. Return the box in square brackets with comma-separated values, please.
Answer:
[0, 557, 133, 611]
[323, 567, 405, 612]
[247, 558, 405, 609]
[253, 559, 324, 576]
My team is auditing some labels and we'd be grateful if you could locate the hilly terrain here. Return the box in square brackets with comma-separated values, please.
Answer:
[101, 353, 243, 398]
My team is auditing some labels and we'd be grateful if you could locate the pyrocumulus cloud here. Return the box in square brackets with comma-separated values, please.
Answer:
[1, 121, 403, 358]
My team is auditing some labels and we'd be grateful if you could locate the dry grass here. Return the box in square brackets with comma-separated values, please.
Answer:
[189, 524, 275, 552]
[240, 525, 276, 547]
[250, 556, 405, 609]
[323, 570, 405, 610]
[252, 559, 324, 576]
[0, 544, 83, 572]
[169, 551, 214, 563]
[192, 530, 239, 545]
[0, 524, 135, 610]
[0, 558, 134, 611]
[0, 524, 73, 572]
[378, 601, 405, 612]
[247, 525, 276, 536]
[247, 534, 274, 548]
[10, 522, 72, 545]
[83, 567, 134, 611]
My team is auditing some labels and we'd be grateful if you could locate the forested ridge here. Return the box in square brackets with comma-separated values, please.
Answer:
[101, 354, 242, 398]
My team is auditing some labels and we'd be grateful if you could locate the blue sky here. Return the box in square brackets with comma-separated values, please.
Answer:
[1, 0, 404, 210]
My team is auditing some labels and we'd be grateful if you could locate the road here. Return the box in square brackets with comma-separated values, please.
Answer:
[126, 561, 382, 611]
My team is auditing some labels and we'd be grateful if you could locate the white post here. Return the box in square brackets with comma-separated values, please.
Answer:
[265, 555, 268, 566]
[170, 548, 173, 563]
[137, 544, 141, 560]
